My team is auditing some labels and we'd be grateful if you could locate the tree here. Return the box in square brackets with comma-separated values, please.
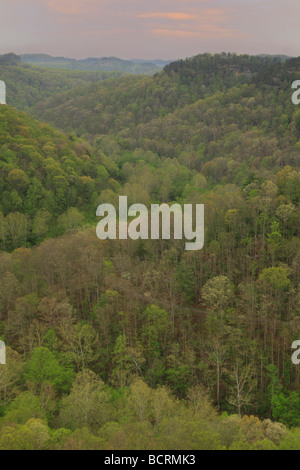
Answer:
[227, 363, 257, 417]
[0, 272, 20, 318]
[59, 369, 109, 431]
[187, 385, 216, 420]
[158, 416, 224, 450]
[111, 334, 145, 388]
[272, 391, 300, 428]
[24, 347, 73, 393]
[0, 418, 50, 450]
[7, 169, 30, 193]
[151, 386, 176, 428]
[57, 208, 85, 232]
[59, 323, 99, 371]
[203, 330, 228, 410]
[202, 276, 234, 318]
[32, 209, 51, 240]
[6, 212, 31, 248]
[127, 378, 152, 423]
[2, 392, 44, 425]
[279, 428, 300, 450]
[0, 347, 23, 407]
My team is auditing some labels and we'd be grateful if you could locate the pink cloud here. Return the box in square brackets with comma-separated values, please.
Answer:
[138, 9, 226, 22]
[47, 0, 102, 15]
[138, 12, 198, 20]
[140, 7, 238, 39]
[152, 26, 241, 39]
[1, 0, 299, 59]
[12, 0, 106, 15]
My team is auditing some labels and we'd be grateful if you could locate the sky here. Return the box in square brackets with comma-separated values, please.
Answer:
[0, 0, 299, 60]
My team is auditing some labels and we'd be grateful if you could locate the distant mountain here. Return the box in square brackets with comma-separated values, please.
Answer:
[132, 59, 173, 67]
[0, 60, 121, 113]
[20, 54, 163, 75]
[0, 53, 21, 65]
[258, 54, 292, 62]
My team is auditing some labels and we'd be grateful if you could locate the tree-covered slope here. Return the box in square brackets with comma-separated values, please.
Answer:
[0, 105, 119, 250]
[0, 58, 122, 113]
[1, 53, 300, 450]
[30, 53, 300, 140]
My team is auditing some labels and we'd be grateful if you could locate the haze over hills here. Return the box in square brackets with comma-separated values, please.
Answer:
[20, 54, 171, 75]
[17, 53, 293, 73]
[28, 53, 300, 140]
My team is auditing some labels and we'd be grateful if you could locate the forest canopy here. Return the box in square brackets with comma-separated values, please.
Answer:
[0, 53, 300, 450]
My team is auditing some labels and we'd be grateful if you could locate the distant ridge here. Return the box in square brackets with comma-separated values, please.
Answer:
[20, 54, 167, 75]
[258, 53, 292, 62]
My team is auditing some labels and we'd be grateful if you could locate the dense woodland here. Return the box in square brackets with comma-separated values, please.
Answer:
[0, 53, 300, 450]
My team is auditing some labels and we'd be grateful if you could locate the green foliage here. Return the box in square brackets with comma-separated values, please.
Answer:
[0, 52, 300, 449]
[24, 347, 73, 393]
[59, 370, 109, 431]
[279, 428, 300, 450]
[272, 392, 300, 428]
[0, 418, 50, 450]
[20, 54, 162, 75]
[1, 392, 44, 427]
[259, 267, 291, 291]
[0, 106, 119, 249]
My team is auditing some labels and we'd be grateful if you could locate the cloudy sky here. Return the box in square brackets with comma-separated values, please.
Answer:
[0, 0, 299, 60]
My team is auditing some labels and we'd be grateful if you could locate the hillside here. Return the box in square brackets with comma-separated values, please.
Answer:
[30, 54, 300, 139]
[0, 56, 122, 113]
[1, 53, 300, 450]
[0, 105, 120, 250]
[28, 54, 300, 183]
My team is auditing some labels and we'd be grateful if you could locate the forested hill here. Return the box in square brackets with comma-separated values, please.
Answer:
[1, 53, 300, 450]
[29, 53, 300, 139]
[0, 57, 122, 113]
[20, 54, 163, 75]
[0, 105, 120, 250]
